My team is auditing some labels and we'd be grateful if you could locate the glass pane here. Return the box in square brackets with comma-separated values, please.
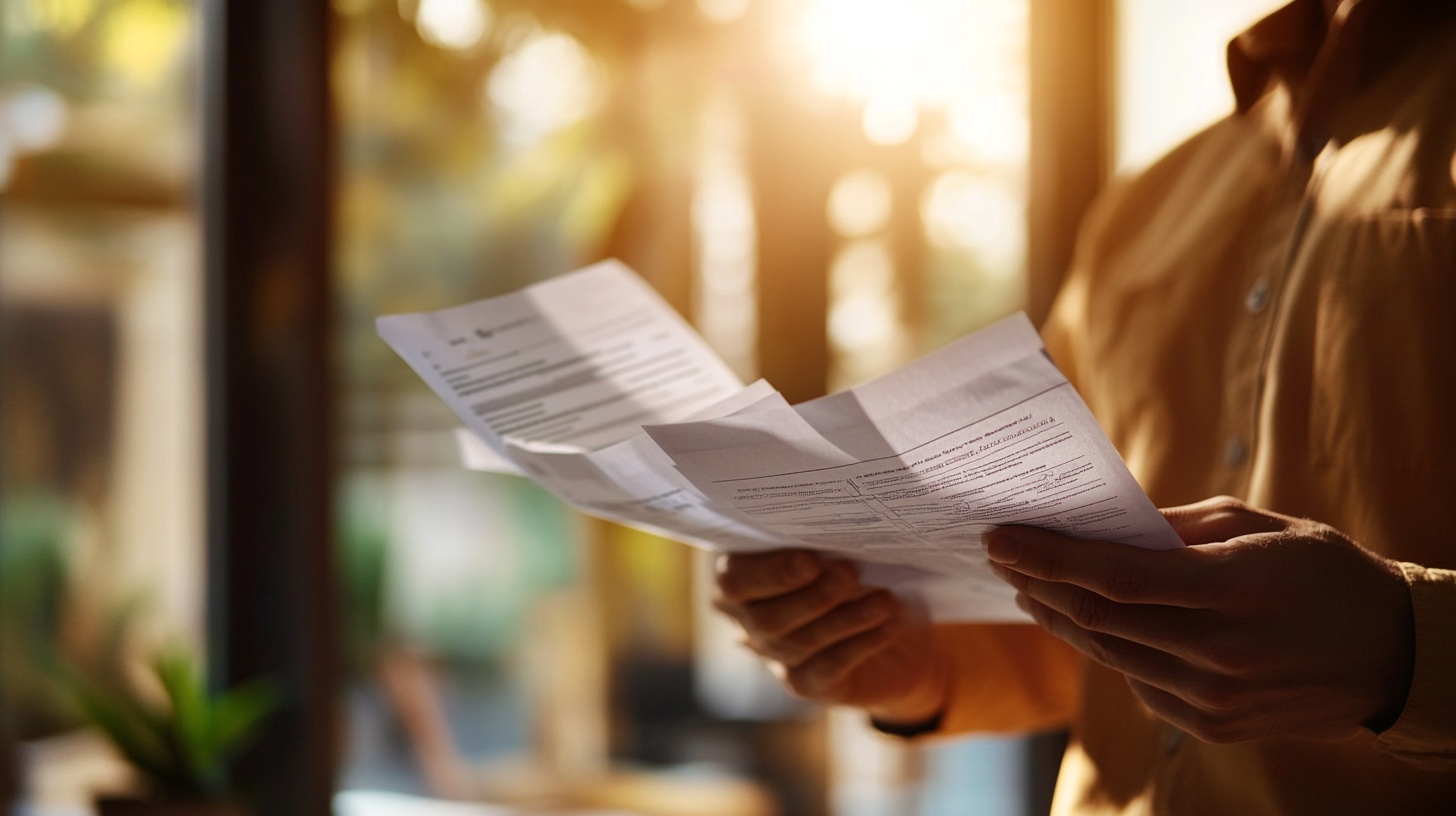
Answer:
[1115, 0, 1285, 173]
[0, 0, 204, 808]
[334, 1, 1033, 813]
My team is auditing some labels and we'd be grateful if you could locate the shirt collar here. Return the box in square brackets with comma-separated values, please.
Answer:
[1227, 0, 1455, 155]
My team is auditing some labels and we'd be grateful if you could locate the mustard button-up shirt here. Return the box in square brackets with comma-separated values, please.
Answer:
[927, 1, 1456, 812]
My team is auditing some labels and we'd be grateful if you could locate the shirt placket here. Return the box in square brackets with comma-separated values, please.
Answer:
[1155, 142, 1332, 795]
[1214, 144, 1325, 499]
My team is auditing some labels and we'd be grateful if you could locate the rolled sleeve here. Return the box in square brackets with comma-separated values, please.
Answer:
[1374, 563, 1456, 767]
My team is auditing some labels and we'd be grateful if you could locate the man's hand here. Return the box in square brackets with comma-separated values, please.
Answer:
[713, 550, 949, 727]
[987, 496, 1416, 743]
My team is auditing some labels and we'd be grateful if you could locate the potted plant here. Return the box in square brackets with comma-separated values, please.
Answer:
[65, 647, 274, 816]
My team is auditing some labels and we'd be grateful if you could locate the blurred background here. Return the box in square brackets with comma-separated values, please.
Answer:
[0, 0, 1281, 814]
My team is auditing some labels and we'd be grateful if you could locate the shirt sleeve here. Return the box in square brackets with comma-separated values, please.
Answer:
[1374, 563, 1456, 768]
[874, 623, 1082, 739]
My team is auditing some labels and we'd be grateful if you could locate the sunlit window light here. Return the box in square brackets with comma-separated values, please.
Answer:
[415, 0, 492, 51]
[920, 170, 1024, 280]
[946, 91, 1027, 165]
[485, 30, 604, 148]
[696, 0, 752, 23]
[828, 239, 909, 388]
[861, 95, 918, 145]
[692, 91, 758, 381]
[791, 0, 1027, 150]
[102, 0, 190, 86]
[827, 168, 892, 238]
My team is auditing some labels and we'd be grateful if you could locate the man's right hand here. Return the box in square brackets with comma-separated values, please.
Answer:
[712, 549, 951, 728]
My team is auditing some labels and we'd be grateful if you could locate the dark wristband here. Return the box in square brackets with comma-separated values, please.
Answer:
[869, 709, 945, 738]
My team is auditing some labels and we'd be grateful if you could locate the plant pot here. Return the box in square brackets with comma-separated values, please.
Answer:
[95, 798, 250, 816]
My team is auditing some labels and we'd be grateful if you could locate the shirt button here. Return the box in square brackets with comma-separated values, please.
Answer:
[1224, 437, 1247, 467]
[1245, 277, 1271, 314]
[1163, 728, 1186, 756]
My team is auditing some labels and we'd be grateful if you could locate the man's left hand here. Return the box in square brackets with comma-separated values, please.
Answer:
[986, 496, 1415, 743]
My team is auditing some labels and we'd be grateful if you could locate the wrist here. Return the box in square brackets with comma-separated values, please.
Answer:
[864, 654, 951, 732]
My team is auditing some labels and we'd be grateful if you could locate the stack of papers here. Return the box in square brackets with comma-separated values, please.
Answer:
[377, 260, 1181, 621]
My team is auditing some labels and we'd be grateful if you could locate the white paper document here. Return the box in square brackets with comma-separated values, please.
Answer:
[379, 261, 1182, 622]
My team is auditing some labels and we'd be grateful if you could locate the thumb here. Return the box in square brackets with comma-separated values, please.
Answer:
[1160, 496, 1288, 545]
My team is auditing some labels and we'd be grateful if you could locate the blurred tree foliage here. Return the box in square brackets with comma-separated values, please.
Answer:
[336, 0, 734, 389]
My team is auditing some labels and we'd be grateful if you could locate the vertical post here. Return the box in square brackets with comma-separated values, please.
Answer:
[1024, 1, 1112, 813]
[1027, 0, 1112, 327]
[201, 0, 337, 813]
[0, 355, 12, 812]
[745, 102, 837, 405]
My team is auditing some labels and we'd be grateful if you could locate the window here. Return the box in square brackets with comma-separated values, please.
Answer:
[1, 0, 204, 806]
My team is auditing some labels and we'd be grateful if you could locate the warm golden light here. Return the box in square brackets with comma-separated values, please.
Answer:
[828, 239, 910, 388]
[921, 170, 1022, 278]
[794, 0, 1026, 151]
[415, 0, 492, 51]
[697, 0, 752, 23]
[102, 0, 189, 85]
[827, 168, 892, 238]
[485, 29, 603, 147]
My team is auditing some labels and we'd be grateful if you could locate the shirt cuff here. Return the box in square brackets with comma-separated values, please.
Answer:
[1374, 562, 1456, 766]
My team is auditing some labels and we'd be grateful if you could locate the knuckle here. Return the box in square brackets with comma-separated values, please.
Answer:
[716, 551, 812, 602]
[715, 571, 752, 603]
[768, 636, 812, 667]
[1103, 563, 1149, 602]
[783, 661, 834, 700]
[1197, 633, 1249, 675]
[1071, 590, 1113, 631]
[855, 592, 895, 625]
[1210, 496, 1246, 517]
[1082, 631, 1120, 668]
[741, 603, 796, 638]
[1035, 550, 1064, 583]
[1186, 673, 1239, 713]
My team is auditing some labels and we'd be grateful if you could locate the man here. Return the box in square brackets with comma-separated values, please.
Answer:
[712, 0, 1456, 812]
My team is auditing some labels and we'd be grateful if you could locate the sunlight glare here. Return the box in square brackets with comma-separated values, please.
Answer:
[827, 169, 892, 238]
[921, 171, 1023, 279]
[795, 0, 1027, 148]
[828, 239, 910, 387]
[697, 0, 752, 23]
[102, 0, 189, 86]
[861, 95, 918, 145]
[828, 241, 898, 351]
[947, 92, 1026, 165]
[693, 91, 759, 380]
[486, 30, 604, 147]
[416, 0, 492, 51]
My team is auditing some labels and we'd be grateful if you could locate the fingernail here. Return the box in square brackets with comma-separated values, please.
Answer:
[986, 528, 1022, 565]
